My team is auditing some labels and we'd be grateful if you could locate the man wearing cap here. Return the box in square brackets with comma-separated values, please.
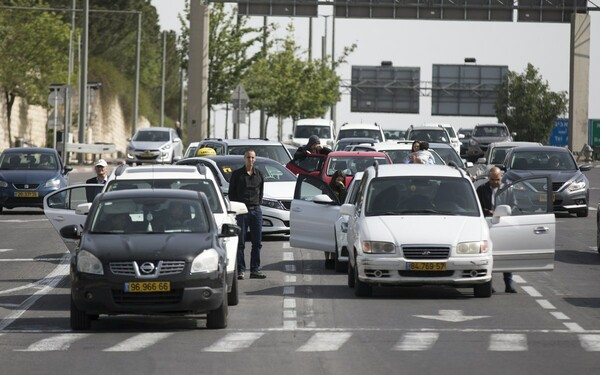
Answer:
[293, 134, 331, 161]
[85, 159, 109, 202]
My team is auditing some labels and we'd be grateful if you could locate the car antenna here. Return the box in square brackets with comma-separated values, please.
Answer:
[373, 160, 379, 178]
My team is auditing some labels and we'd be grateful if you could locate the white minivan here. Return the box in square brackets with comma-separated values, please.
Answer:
[290, 118, 336, 148]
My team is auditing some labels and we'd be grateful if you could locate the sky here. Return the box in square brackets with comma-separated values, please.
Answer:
[152, 1, 599, 139]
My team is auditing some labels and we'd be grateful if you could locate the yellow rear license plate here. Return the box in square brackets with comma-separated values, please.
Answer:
[124, 281, 171, 293]
[15, 191, 39, 198]
[408, 262, 446, 271]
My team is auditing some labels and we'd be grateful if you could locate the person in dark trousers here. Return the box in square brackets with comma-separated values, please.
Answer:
[174, 121, 183, 140]
[228, 149, 266, 280]
[476, 166, 517, 293]
[85, 159, 109, 203]
[293, 135, 331, 161]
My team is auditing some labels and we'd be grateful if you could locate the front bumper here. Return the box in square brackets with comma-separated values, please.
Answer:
[0, 187, 59, 209]
[553, 189, 588, 212]
[126, 150, 173, 164]
[261, 207, 290, 234]
[356, 255, 492, 286]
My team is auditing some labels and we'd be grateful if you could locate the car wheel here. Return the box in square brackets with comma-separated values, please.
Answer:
[354, 260, 372, 297]
[334, 250, 347, 273]
[206, 296, 228, 329]
[347, 259, 355, 288]
[597, 212, 600, 254]
[228, 270, 239, 306]
[0, 205, 3, 214]
[324, 252, 334, 270]
[576, 208, 588, 218]
[70, 296, 92, 331]
[474, 281, 493, 298]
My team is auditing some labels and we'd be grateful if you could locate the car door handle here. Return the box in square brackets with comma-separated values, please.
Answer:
[54, 216, 65, 222]
[534, 226, 549, 234]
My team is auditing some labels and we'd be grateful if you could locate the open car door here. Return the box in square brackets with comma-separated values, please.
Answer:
[290, 175, 341, 252]
[43, 184, 101, 252]
[489, 176, 555, 272]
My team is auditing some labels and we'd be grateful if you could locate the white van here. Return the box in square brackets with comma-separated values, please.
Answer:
[290, 118, 336, 148]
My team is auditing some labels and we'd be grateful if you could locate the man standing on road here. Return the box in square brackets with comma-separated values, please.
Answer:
[174, 121, 183, 140]
[228, 149, 266, 280]
[85, 159, 109, 202]
[476, 166, 517, 293]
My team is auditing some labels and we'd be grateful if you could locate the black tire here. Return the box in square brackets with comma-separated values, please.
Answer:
[207, 294, 228, 329]
[0, 205, 3, 214]
[354, 261, 372, 297]
[474, 281, 493, 298]
[324, 252, 335, 270]
[228, 270, 239, 306]
[576, 208, 588, 218]
[70, 296, 92, 331]
[347, 260, 355, 288]
[334, 250, 347, 273]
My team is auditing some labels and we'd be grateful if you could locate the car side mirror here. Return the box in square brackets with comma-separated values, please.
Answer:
[340, 203, 355, 216]
[228, 201, 248, 215]
[476, 157, 486, 164]
[76, 203, 92, 215]
[59, 224, 81, 239]
[219, 223, 241, 237]
[313, 194, 335, 205]
[64, 166, 73, 174]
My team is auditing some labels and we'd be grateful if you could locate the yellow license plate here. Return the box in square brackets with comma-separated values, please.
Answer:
[15, 191, 39, 198]
[124, 281, 171, 293]
[408, 262, 446, 271]
[539, 193, 556, 202]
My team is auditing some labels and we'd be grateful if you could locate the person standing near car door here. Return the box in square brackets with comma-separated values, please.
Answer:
[85, 159, 109, 203]
[228, 149, 267, 280]
[476, 166, 517, 294]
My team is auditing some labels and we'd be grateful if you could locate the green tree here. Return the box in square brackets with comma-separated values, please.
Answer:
[0, 0, 71, 146]
[496, 63, 568, 143]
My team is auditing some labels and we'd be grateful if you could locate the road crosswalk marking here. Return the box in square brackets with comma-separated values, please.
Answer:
[203, 332, 264, 352]
[16, 333, 89, 351]
[393, 332, 439, 351]
[296, 332, 352, 352]
[488, 333, 527, 351]
[103, 332, 174, 352]
[578, 334, 600, 351]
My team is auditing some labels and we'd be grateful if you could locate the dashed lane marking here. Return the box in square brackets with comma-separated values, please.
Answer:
[536, 299, 556, 310]
[489, 333, 528, 351]
[16, 333, 89, 351]
[579, 334, 600, 351]
[550, 312, 570, 320]
[102, 332, 174, 352]
[521, 286, 543, 298]
[393, 332, 439, 351]
[203, 332, 264, 352]
[296, 332, 352, 352]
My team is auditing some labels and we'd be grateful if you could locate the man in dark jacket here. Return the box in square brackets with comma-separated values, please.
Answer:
[476, 166, 516, 293]
[228, 149, 266, 280]
[85, 159, 109, 203]
[293, 135, 331, 161]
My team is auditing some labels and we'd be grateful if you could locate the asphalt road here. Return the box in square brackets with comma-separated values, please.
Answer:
[0, 166, 599, 375]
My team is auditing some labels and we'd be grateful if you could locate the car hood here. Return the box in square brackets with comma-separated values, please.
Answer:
[505, 169, 583, 184]
[0, 169, 61, 183]
[472, 136, 511, 144]
[264, 181, 295, 200]
[80, 232, 218, 262]
[362, 216, 487, 245]
[129, 141, 169, 150]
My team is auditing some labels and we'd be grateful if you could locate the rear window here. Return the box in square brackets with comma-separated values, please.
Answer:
[326, 156, 390, 176]
[338, 129, 383, 142]
[215, 160, 297, 183]
[227, 145, 291, 164]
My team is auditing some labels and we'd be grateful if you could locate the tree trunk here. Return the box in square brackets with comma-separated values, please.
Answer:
[4, 91, 15, 148]
[277, 116, 283, 142]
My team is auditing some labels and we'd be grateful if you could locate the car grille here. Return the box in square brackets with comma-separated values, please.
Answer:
[552, 182, 565, 191]
[398, 271, 454, 277]
[13, 184, 40, 189]
[110, 261, 186, 276]
[112, 289, 184, 306]
[281, 200, 291, 210]
[402, 246, 450, 259]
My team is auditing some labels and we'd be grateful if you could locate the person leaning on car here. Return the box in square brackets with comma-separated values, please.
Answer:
[476, 166, 517, 294]
[228, 149, 267, 280]
[293, 135, 331, 161]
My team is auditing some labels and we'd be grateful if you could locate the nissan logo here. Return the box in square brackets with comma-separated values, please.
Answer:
[421, 250, 431, 256]
[139, 262, 155, 274]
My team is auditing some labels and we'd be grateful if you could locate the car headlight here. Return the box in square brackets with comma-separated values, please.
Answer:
[160, 144, 172, 151]
[262, 198, 285, 210]
[0, 180, 8, 188]
[77, 250, 104, 275]
[44, 178, 61, 188]
[457, 241, 488, 254]
[191, 248, 219, 273]
[363, 241, 395, 254]
[567, 178, 587, 192]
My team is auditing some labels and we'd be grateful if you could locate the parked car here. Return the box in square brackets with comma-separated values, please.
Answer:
[43, 164, 247, 306]
[466, 123, 514, 162]
[337, 123, 386, 142]
[501, 145, 591, 217]
[61, 189, 239, 330]
[457, 128, 473, 157]
[333, 137, 379, 152]
[383, 129, 406, 140]
[290, 118, 336, 148]
[290, 163, 556, 297]
[191, 138, 292, 165]
[346, 140, 445, 165]
[177, 155, 297, 235]
[0, 147, 72, 213]
[471, 141, 542, 181]
[405, 125, 454, 152]
[286, 150, 392, 187]
[126, 127, 184, 165]
[421, 123, 462, 155]
[184, 141, 200, 158]
[428, 142, 473, 175]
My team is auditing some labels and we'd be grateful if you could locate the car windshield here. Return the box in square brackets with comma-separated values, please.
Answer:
[384, 130, 405, 140]
[443, 126, 457, 138]
[473, 126, 508, 137]
[489, 147, 510, 164]
[408, 130, 448, 143]
[0, 152, 57, 170]
[334, 138, 377, 151]
[215, 159, 297, 183]
[509, 151, 576, 171]
[338, 129, 383, 142]
[227, 145, 291, 164]
[294, 126, 331, 138]
[326, 156, 391, 176]
[90, 197, 209, 234]
[381, 150, 444, 165]
[429, 146, 464, 168]
[365, 176, 479, 216]
[133, 130, 170, 142]
[106, 179, 223, 213]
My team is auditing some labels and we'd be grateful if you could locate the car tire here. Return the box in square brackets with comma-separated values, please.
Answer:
[70, 296, 92, 331]
[474, 281, 493, 298]
[0, 205, 3, 214]
[334, 250, 347, 273]
[228, 270, 239, 306]
[347, 260, 355, 288]
[324, 252, 334, 270]
[576, 208, 588, 218]
[354, 261, 372, 297]
[207, 290, 228, 329]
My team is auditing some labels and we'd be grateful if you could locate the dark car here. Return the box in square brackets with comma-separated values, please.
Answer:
[191, 138, 292, 165]
[0, 147, 72, 213]
[501, 146, 591, 217]
[457, 128, 473, 157]
[466, 123, 514, 162]
[60, 189, 240, 330]
[429, 142, 472, 171]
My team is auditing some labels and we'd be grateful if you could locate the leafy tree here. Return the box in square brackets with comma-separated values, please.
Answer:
[0, 0, 71, 146]
[496, 63, 568, 143]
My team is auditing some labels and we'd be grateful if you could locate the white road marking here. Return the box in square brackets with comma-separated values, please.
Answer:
[283, 298, 296, 309]
[283, 320, 297, 330]
[282, 242, 290, 248]
[283, 310, 297, 319]
[283, 286, 295, 295]
[285, 264, 296, 272]
[16, 333, 89, 351]
[521, 286, 543, 297]
[303, 275, 312, 282]
[393, 332, 439, 351]
[297, 332, 352, 352]
[283, 252, 294, 261]
[550, 312, 570, 320]
[203, 332, 264, 352]
[0, 249, 14, 253]
[0, 303, 20, 308]
[579, 334, 600, 351]
[0, 254, 69, 332]
[564, 322, 585, 332]
[284, 275, 297, 283]
[415, 310, 489, 322]
[489, 333, 528, 351]
[103, 332, 174, 352]
[536, 299, 556, 310]
[512, 275, 526, 283]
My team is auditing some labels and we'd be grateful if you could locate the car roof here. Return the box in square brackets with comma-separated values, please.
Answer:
[200, 138, 284, 146]
[296, 118, 333, 126]
[339, 123, 381, 129]
[136, 127, 171, 132]
[1, 147, 58, 154]
[111, 164, 216, 181]
[328, 151, 389, 157]
[371, 140, 414, 151]
[181, 154, 277, 164]
[368, 164, 466, 178]
[100, 188, 201, 200]
[474, 123, 507, 128]
[489, 141, 542, 148]
[508, 145, 570, 153]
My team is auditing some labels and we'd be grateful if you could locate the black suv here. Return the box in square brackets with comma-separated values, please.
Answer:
[466, 123, 514, 162]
